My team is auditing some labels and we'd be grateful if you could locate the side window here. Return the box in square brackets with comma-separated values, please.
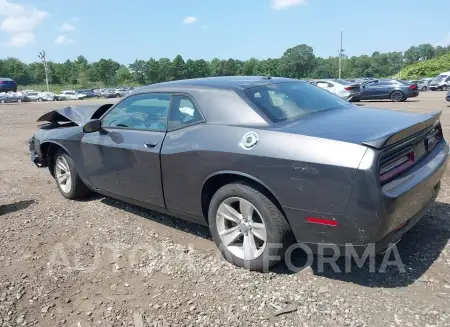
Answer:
[168, 95, 203, 130]
[102, 93, 170, 131]
[316, 81, 328, 88]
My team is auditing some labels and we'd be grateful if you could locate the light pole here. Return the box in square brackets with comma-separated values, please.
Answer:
[338, 31, 344, 79]
[38, 50, 50, 92]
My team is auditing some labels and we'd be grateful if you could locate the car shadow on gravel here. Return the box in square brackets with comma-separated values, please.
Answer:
[274, 201, 450, 288]
[0, 199, 35, 215]
[100, 197, 211, 239]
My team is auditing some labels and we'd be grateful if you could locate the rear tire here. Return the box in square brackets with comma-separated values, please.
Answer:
[421, 86, 427, 91]
[53, 149, 89, 200]
[390, 90, 404, 102]
[208, 182, 293, 271]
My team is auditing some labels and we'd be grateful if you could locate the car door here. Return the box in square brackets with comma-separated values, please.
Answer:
[160, 94, 206, 216]
[360, 81, 381, 99]
[80, 92, 171, 208]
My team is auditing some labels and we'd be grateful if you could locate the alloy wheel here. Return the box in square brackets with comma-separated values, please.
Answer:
[55, 156, 72, 193]
[216, 197, 267, 261]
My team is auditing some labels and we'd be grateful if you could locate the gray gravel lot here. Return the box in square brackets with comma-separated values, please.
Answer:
[1, 92, 450, 327]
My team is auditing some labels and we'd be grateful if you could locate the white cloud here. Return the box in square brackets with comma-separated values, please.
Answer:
[0, 0, 48, 47]
[54, 35, 73, 45]
[58, 23, 76, 31]
[270, 0, 308, 10]
[183, 16, 197, 24]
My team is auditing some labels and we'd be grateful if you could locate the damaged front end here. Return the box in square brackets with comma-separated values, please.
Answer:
[28, 103, 114, 168]
[29, 135, 46, 167]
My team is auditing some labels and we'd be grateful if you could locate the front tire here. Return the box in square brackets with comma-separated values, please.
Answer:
[390, 90, 404, 102]
[208, 182, 293, 271]
[53, 149, 89, 199]
[421, 86, 427, 91]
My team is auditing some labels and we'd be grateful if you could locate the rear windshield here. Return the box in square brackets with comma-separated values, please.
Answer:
[335, 79, 352, 85]
[243, 82, 351, 123]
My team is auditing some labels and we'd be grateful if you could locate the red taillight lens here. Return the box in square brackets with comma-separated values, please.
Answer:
[0, 81, 4, 84]
[409, 84, 417, 89]
[344, 87, 351, 91]
[380, 151, 415, 183]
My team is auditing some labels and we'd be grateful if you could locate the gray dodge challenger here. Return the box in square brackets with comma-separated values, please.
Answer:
[29, 76, 449, 271]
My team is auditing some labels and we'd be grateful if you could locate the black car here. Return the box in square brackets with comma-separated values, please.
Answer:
[360, 79, 419, 102]
[0, 78, 17, 93]
[28, 76, 448, 271]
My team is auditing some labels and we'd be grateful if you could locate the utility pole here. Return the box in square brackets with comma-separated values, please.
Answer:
[338, 31, 343, 79]
[38, 50, 50, 92]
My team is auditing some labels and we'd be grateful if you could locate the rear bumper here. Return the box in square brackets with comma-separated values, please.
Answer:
[284, 141, 449, 252]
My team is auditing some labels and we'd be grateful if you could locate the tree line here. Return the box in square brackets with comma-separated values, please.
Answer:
[1, 43, 449, 89]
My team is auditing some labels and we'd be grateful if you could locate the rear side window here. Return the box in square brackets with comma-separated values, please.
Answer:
[243, 82, 351, 123]
[168, 95, 203, 130]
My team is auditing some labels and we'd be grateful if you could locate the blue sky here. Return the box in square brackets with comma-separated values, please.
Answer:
[1, 0, 449, 64]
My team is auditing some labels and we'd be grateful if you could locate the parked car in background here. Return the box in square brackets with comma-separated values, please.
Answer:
[59, 90, 87, 100]
[26, 91, 41, 102]
[310, 79, 360, 102]
[37, 92, 57, 101]
[0, 78, 17, 93]
[429, 72, 450, 91]
[0, 92, 21, 103]
[28, 76, 449, 271]
[360, 79, 419, 102]
[417, 78, 433, 91]
[103, 88, 117, 98]
[78, 89, 97, 98]
[114, 88, 129, 97]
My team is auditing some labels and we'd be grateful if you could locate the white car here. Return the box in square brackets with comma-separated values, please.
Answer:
[310, 79, 361, 102]
[59, 90, 87, 100]
[37, 92, 56, 101]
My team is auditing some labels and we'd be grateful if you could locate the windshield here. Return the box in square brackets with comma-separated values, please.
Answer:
[243, 81, 352, 123]
[433, 75, 449, 83]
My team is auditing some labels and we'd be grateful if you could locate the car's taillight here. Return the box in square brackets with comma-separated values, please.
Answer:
[0, 81, 4, 84]
[344, 87, 352, 91]
[380, 151, 415, 184]
[409, 84, 417, 90]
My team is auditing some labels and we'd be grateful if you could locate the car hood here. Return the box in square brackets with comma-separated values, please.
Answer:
[269, 106, 441, 149]
[36, 104, 113, 126]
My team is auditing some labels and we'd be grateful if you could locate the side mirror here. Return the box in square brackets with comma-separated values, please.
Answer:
[83, 119, 102, 133]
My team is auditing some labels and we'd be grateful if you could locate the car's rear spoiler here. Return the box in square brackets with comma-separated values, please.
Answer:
[362, 110, 442, 149]
[36, 103, 113, 126]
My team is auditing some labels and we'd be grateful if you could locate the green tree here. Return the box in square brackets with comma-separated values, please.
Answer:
[116, 66, 132, 85]
[277, 44, 316, 79]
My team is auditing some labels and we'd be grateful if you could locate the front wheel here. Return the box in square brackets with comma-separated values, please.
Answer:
[421, 86, 427, 91]
[17, 99, 22, 103]
[390, 90, 404, 102]
[208, 182, 293, 271]
[53, 149, 89, 199]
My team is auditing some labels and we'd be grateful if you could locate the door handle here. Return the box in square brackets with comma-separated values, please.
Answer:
[144, 141, 158, 148]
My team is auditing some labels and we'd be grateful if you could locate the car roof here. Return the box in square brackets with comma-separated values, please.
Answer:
[137, 76, 302, 92]
[0, 77, 14, 81]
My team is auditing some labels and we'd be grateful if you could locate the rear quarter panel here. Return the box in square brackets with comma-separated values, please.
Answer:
[161, 124, 368, 218]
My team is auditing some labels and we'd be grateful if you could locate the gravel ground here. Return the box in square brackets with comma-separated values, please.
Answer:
[1, 93, 450, 327]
